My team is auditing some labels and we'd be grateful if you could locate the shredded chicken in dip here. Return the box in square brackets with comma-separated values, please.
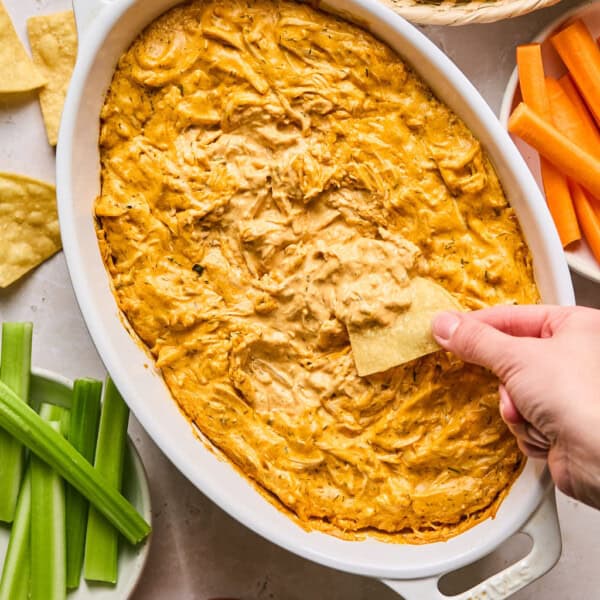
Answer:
[96, 0, 539, 542]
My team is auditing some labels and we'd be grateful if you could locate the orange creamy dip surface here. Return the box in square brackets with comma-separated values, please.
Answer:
[96, 0, 539, 542]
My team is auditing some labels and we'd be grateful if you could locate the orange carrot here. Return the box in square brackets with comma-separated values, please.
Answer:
[547, 76, 600, 197]
[515, 45, 579, 246]
[551, 20, 600, 128]
[546, 77, 600, 156]
[558, 74, 600, 149]
[570, 181, 600, 262]
[508, 102, 600, 199]
[546, 79, 600, 255]
[595, 198, 600, 222]
[517, 44, 551, 118]
[539, 158, 581, 246]
[587, 187, 600, 217]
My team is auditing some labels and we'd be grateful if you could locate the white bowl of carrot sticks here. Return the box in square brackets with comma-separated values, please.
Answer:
[500, 3, 600, 284]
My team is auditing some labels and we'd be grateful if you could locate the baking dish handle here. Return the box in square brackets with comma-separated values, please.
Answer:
[72, 0, 113, 39]
[381, 488, 561, 600]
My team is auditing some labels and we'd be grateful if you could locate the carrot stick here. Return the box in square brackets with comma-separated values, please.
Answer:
[515, 45, 579, 247]
[546, 77, 600, 220]
[546, 77, 600, 156]
[547, 81, 600, 254]
[539, 159, 581, 246]
[594, 199, 600, 221]
[551, 20, 600, 128]
[508, 102, 600, 199]
[570, 181, 600, 262]
[558, 74, 600, 149]
[517, 44, 551, 118]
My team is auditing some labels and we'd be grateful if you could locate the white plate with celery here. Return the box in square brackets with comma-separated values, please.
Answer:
[0, 323, 152, 599]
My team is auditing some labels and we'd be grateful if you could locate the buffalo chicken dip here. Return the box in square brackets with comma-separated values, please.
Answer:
[96, 0, 539, 542]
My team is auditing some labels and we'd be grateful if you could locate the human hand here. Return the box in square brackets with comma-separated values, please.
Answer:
[432, 305, 600, 509]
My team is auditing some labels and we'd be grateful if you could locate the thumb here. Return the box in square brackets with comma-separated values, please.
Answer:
[432, 311, 522, 376]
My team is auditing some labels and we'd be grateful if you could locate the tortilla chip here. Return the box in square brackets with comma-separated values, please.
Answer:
[349, 277, 462, 376]
[27, 11, 77, 146]
[0, 173, 61, 288]
[0, 1, 46, 93]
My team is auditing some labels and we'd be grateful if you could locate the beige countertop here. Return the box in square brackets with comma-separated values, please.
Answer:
[1, 0, 599, 597]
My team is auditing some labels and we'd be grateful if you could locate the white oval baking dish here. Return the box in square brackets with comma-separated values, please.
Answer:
[56, 1, 573, 597]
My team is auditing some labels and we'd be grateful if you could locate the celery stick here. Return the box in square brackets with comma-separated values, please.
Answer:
[31, 419, 66, 600]
[66, 379, 102, 589]
[84, 378, 129, 584]
[0, 405, 67, 600]
[0, 470, 31, 600]
[39, 402, 68, 424]
[0, 322, 32, 522]
[39, 404, 70, 440]
[0, 379, 150, 544]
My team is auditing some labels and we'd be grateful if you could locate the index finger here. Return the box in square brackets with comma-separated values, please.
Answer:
[462, 304, 567, 338]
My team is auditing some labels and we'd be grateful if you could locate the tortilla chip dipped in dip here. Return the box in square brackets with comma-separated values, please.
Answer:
[96, 0, 539, 543]
[0, 1, 45, 93]
[0, 173, 61, 287]
[349, 277, 462, 376]
[27, 11, 77, 146]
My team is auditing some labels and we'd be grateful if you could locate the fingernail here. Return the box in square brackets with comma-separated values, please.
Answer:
[432, 312, 460, 342]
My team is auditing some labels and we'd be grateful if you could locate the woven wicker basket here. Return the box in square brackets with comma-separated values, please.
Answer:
[378, 0, 562, 25]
